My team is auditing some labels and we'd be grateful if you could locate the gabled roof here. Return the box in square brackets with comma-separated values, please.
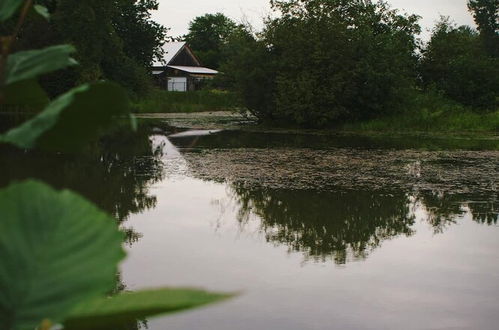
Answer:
[153, 42, 201, 67]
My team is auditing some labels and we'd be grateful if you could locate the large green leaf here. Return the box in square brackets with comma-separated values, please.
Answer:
[5, 45, 77, 85]
[0, 82, 131, 150]
[0, 0, 24, 22]
[2, 79, 49, 111]
[0, 180, 126, 330]
[64, 288, 234, 329]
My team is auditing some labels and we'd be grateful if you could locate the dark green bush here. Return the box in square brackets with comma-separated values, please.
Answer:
[222, 0, 421, 127]
[14, 0, 166, 97]
[132, 89, 240, 113]
[420, 19, 499, 110]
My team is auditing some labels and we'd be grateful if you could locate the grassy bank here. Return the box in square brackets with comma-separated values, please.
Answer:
[344, 110, 499, 133]
[133, 89, 498, 135]
[132, 89, 240, 113]
[343, 93, 499, 134]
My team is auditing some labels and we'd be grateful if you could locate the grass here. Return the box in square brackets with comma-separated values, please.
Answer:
[343, 92, 499, 134]
[345, 109, 499, 133]
[132, 89, 240, 113]
[133, 88, 498, 135]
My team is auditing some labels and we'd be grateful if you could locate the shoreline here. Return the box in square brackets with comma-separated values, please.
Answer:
[136, 111, 499, 140]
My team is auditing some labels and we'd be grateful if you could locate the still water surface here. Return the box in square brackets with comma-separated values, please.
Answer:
[1, 118, 498, 329]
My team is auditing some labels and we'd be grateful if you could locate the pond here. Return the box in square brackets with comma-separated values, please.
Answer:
[1, 115, 498, 330]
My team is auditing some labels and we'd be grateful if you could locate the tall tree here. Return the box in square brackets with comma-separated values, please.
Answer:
[220, 26, 277, 120]
[113, 0, 167, 68]
[223, 0, 421, 127]
[468, 0, 499, 56]
[14, 0, 167, 96]
[420, 18, 499, 109]
[184, 13, 237, 69]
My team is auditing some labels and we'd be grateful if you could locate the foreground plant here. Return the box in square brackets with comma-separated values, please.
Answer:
[0, 1, 233, 329]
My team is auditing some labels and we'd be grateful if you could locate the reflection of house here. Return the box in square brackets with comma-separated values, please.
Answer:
[151, 42, 218, 92]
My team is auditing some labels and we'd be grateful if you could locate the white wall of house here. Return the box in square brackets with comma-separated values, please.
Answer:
[167, 77, 187, 92]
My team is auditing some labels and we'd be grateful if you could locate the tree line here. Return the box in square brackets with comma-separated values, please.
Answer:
[185, 0, 498, 127]
[1, 0, 167, 98]
[3, 0, 497, 128]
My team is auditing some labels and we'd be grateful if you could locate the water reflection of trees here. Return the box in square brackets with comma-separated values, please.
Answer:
[229, 184, 498, 264]
[469, 201, 497, 225]
[416, 190, 498, 232]
[0, 126, 164, 243]
[231, 185, 416, 264]
[174, 132, 497, 264]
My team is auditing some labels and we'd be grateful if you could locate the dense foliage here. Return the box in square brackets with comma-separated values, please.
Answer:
[221, 0, 498, 127]
[419, 18, 499, 110]
[11, 0, 167, 97]
[133, 89, 240, 113]
[419, 1, 498, 110]
[223, 0, 421, 127]
[468, 0, 499, 57]
[184, 13, 237, 69]
[219, 26, 277, 117]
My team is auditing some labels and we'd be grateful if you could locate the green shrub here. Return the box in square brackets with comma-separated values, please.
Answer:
[223, 0, 421, 127]
[344, 90, 499, 132]
[132, 89, 240, 113]
[420, 19, 499, 110]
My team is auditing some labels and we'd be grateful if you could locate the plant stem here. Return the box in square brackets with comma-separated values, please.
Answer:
[0, 0, 33, 93]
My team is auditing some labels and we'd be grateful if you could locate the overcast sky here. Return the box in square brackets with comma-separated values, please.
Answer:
[152, 0, 475, 40]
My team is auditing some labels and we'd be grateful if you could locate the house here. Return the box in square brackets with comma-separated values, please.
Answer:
[151, 42, 218, 92]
